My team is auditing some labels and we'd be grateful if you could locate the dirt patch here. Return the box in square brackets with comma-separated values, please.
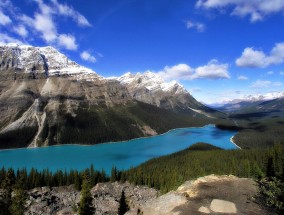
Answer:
[173, 175, 272, 215]
[139, 175, 272, 215]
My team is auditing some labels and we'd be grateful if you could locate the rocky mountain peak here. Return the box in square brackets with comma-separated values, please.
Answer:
[108, 71, 212, 114]
[115, 71, 188, 95]
[0, 43, 100, 80]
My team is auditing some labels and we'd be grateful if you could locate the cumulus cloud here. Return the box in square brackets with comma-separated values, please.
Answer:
[0, 0, 90, 50]
[158, 64, 194, 80]
[158, 59, 230, 81]
[186, 20, 205, 32]
[238, 75, 248, 80]
[0, 10, 11, 25]
[35, 13, 57, 42]
[236, 43, 284, 68]
[80, 51, 97, 63]
[196, 0, 284, 22]
[58, 34, 78, 50]
[250, 80, 283, 88]
[194, 59, 230, 79]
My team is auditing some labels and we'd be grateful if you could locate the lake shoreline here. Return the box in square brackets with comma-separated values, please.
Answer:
[0, 123, 240, 151]
[230, 136, 241, 149]
[0, 124, 215, 151]
[0, 125, 238, 173]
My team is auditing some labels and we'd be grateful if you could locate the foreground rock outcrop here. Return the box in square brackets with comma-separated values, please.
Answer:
[139, 175, 271, 215]
[24, 182, 159, 215]
[22, 175, 272, 215]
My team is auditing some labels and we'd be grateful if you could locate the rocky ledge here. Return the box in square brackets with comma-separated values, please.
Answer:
[139, 175, 271, 215]
[24, 181, 158, 215]
[23, 175, 271, 215]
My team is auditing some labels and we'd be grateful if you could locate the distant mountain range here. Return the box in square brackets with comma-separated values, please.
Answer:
[0, 43, 221, 149]
[213, 92, 284, 112]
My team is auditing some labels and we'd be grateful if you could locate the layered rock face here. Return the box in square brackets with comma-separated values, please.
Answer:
[0, 44, 131, 148]
[0, 43, 220, 148]
[113, 72, 208, 113]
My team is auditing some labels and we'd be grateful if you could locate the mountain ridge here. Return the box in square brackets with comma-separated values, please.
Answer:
[0, 43, 220, 149]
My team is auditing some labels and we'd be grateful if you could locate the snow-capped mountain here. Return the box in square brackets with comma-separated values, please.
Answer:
[111, 71, 204, 113]
[115, 71, 188, 95]
[0, 43, 221, 149]
[214, 92, 284, 111]
[0, 43, 101, 81]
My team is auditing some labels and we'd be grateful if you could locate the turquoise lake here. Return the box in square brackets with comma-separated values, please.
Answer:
[0, 125, 238, 174]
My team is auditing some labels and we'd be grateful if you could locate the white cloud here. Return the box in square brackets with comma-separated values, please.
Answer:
[186, 20, 205, 32]
[13, 25, 28, 38]
[0, 10, 11, 25]
[0, 0, 90, 50]
[280, 71, 284, 75]
[250, 80, 272, 88]
[158, 64, 194, 80]
[267, 71, 274, 75]
[19, 1, 57, 43]
[80, 51, 97, 63]
[158, 59, 230, 80]
[236, 43, 284, 68]
[34, 13, 57, 42]
[58, 34, 78, 50]
[250, 80, 283, 88]
[194, 59, 230, 79]
[196, 0, 284, 22]
[51, 0, 91, 27]
[0, 33, 25, 45]
[238, 75, 248, 80]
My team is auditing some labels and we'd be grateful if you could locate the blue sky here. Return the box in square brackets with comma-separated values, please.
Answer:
[1, 0, 284, 104]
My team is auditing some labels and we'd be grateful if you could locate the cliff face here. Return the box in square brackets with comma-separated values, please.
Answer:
[0, 44, 133, 148]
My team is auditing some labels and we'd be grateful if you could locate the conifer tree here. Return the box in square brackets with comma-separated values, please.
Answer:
[78, 172, 94, 215]
[266, 156, 276, 178]
[9, 175, 27, 215]
[0, 169, 15, 215]
[118, 190, 129, 215]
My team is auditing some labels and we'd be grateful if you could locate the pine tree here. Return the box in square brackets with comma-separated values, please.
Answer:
[118, 190, 129, 215]
[74, 171, 80, 191]
[0, 168, 15, 215]
[110, 167, 118, 182]
[9, 175, 27, 215]
[266, 156, 276, 178]
[78, 172, 94, 215]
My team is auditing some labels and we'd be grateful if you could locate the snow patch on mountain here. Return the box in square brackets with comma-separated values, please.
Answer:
[1, 43, 102, 81]
[226, 92, 284, 104]
[211, 91, 284, 109]
[112, 71, 188, 94]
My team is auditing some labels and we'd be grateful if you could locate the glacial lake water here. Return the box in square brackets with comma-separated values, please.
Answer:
[0, 125, 238, 174]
